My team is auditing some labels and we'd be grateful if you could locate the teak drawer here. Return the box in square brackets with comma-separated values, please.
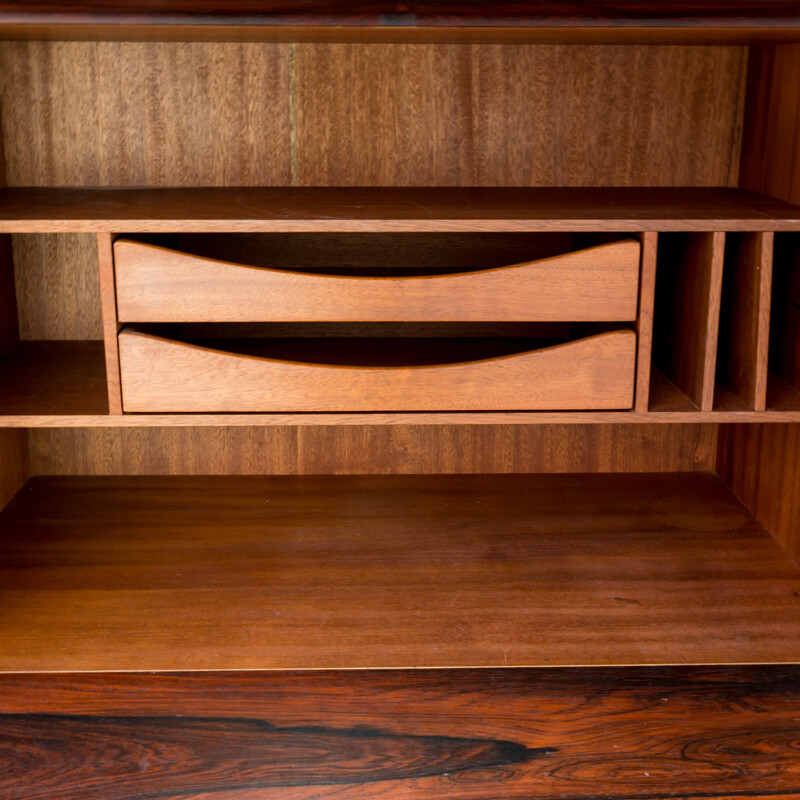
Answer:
[114, 238, 641, 322]
[118, 329, 637, 412]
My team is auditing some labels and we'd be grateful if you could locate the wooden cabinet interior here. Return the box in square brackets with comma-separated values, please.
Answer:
[1, 19, 800, 675]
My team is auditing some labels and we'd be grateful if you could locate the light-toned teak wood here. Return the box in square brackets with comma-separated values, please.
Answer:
[28, 424, 718, 476]
[634, 231, 657, 412]
[1, 472, 798, 672]
[0, 42, 745, 189]
[3, 187, 800, 233]
[654, 233, 725, 411]
[114, 238, 641, 323]
[97, 233, 122, 413]
[117, 329, 637, 412]
[717, 232, 773, 410]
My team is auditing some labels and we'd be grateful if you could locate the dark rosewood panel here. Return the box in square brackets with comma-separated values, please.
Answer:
[1, 1, 800, 28]
[0, 667, 799, 800]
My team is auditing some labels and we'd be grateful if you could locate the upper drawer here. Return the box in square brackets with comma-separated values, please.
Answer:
[114, 238, 641, 323]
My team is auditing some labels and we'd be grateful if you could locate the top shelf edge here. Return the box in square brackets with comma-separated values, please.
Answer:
[3, 3, 800, 45]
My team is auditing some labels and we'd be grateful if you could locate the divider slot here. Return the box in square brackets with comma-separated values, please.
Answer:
[716, 232, 773, 411]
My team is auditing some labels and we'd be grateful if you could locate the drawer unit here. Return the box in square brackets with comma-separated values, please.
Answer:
[118, 328, 637, 412]
[113, 238, 641, 323]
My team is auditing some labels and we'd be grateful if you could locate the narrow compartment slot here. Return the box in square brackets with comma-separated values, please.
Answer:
[767, 234, 800, 411]
[652, 232, 725, 411]
[715, 232, 773, 411]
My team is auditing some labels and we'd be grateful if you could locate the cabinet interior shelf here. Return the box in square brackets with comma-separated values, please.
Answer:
[2, 472, 799, 673]
[1, 186, 799, 233]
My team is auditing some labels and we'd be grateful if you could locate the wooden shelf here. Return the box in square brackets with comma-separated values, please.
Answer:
[10, 350, 800, 425]
[1, 472, 799, 672]
[2, 2, 800, 43]
[1, 187, 799, 233]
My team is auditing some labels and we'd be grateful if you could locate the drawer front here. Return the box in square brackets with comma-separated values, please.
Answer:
[114, 239, 641, 323]
[118, 329, 636, 412]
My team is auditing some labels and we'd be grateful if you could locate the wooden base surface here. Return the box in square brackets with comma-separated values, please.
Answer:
[1, 473, 799, 671]
[1, 666, 799, 799]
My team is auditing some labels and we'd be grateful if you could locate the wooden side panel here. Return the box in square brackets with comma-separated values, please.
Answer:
[740, 44, 800, 203]
[0, 667, 799, 800]
[0, 104, 27, 509]
[654, 232, 725, 410]
[28, 424, 717, 475]
[717, 232, 773, 410]
[719, 43, 800, 558]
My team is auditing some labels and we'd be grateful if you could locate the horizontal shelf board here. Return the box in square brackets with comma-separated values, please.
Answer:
[1, 187, 799, 233]
[2, 1, 800, 34]
[1, 472, 799, 672]
[8, 345, 800, 425]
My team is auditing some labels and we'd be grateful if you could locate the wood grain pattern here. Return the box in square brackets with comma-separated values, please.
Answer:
[27, 424, 718, 475]
[718, 232, 774, 410]
[634, 231, 656, 411]
[11, 233, 102, 340]
[114, 238, 641, 323]
[295, 44, 746, 187]
[0, 105, 17, 357]
[0, 43, 746, 190]
[1, 666, 800, 800]
[0, 41, 292, 187]
[1, 472, 798, 671]
[96, 233, 121, 413]
[654, 233, 725, 411]
[118, 329, 637, 412]
[740, 44, 800, 205]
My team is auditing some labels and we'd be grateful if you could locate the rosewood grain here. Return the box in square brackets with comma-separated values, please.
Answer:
[0, 667, 798, 800]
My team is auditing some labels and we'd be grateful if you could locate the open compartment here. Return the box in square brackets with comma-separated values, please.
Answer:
[715, 232, 773, 411]
[0, 233, 110, 418]
[767, 233, 800, 410]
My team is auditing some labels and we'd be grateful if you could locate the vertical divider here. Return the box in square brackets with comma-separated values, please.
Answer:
[634, 231, 657, 412]
[653, 232, 725, 411]
[716, 232, 773, 410]
[97, 233, 123, 415]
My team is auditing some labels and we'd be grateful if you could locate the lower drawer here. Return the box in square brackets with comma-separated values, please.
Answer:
[118, 328, 636, 412]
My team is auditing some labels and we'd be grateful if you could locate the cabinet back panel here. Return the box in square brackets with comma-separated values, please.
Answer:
[0, 42, 745, 189]
[28, 424, 717, 476]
